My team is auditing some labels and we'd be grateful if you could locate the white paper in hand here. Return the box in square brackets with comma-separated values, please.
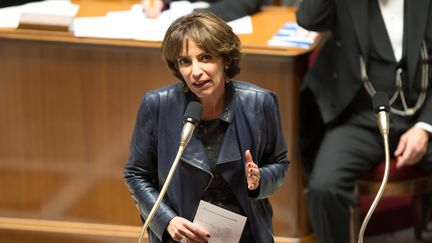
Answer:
[193, 200, 247, 243]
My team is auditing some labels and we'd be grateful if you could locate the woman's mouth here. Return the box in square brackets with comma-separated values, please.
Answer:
[193, 80, 210, 88]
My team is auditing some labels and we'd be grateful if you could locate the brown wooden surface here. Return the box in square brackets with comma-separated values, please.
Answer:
[0, 217, 316, 243]
[0, 2, 315, 242]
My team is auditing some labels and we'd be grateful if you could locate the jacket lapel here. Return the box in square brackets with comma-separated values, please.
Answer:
[216, 123, 242, 165]
[217, 120, 251, 217]
[181, 134, 211, 173]
[406, 0, 429, 86]
[347, 0, 370, 58]
[370, 0, 396, 62]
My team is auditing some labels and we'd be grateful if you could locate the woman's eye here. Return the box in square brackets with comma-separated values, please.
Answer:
[178, 58, 191, 66]
[201, 54, 212, 62]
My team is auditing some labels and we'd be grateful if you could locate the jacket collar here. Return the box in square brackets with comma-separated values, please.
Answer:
[181, 82, 241, 170]
[215, 82, 241, 165]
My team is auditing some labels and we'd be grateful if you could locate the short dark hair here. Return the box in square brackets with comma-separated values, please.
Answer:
[161, 11, 242, 82]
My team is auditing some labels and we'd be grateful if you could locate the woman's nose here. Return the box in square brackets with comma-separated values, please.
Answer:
[191, 61, 203, 77]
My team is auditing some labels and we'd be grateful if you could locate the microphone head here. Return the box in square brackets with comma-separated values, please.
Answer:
[372, 92, 390, 114]
[183, 101, 203, 124]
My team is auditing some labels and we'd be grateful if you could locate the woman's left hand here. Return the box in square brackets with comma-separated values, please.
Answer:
[245, 149, 260, 190]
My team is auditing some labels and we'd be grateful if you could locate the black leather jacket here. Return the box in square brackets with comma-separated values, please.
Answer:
[124, 80, 289, 243]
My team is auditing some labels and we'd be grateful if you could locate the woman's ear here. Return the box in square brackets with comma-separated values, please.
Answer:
[224, 60, 231, 70]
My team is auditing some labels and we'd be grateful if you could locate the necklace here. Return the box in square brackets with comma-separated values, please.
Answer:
[360, 41, 429, 116]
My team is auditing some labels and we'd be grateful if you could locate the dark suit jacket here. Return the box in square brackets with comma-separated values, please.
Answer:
[296, 0, 432, 173]
[296, 0, 432, 125]
[166, 0, 271, 21]
[124, 81, 288, 243]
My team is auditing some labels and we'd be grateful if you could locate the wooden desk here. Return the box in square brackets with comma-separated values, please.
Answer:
[0, 2, 315, 242]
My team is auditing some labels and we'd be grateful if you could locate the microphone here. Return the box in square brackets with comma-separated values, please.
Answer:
[372, 92, 390, 137]
[138, 101, 203, 243]
[358, 92, 391, 243]
[180, 101, 203, 146]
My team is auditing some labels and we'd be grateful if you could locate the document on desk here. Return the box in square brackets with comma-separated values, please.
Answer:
[72, 1, 252, 41]
[73, 2, 192, 41]
[228, 16, 253, 35]
[0, 0, 79, 28]
[193, 200, 246, 243]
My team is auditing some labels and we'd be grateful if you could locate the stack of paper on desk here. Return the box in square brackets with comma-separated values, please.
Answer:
[0, 0, 253, 41]
[267, 22, 318, 49]
[72, 2, 253, 42]
[73, 2, 192, 41]
[0, 0, 79, 29]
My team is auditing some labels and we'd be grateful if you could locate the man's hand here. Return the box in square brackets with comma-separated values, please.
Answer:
[395, 127, 429, 168]
[141, 0, 164, 18]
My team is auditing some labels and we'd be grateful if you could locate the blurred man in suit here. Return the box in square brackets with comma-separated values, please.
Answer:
[296, 0, 432, 242]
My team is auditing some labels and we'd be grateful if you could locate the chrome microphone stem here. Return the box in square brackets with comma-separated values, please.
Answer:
[358, 133, 390, 243]
[180, 122, 196, 147]
[377, 111, 390, 137]
[138, 144, 186, 243]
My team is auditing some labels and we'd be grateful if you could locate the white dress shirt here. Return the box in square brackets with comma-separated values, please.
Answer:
[378, 0, 432, 135]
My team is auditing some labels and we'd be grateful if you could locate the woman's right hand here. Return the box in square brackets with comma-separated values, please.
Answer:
[167, 216, 211, 243]
[141, 0, 164, 18]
